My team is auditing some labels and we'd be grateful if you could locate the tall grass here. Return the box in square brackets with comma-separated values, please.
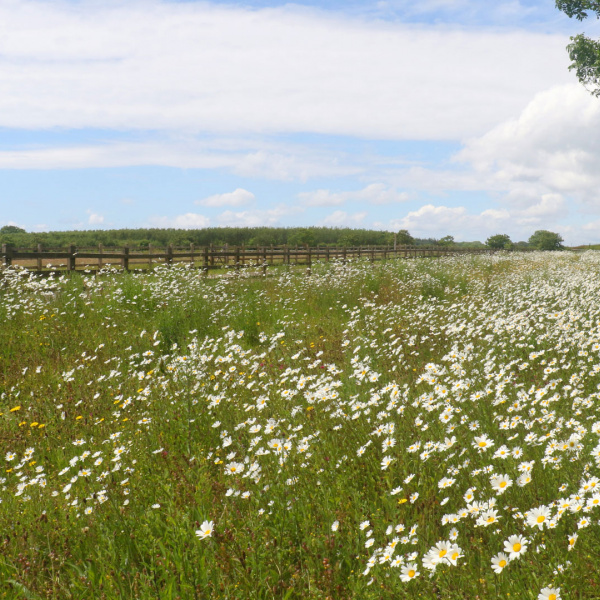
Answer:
[0, 253, 599, 599]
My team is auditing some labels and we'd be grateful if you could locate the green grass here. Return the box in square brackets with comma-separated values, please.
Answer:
[2, 253, 600, 599]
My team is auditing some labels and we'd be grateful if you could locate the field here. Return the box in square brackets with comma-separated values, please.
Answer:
[1, 252, 600, 599]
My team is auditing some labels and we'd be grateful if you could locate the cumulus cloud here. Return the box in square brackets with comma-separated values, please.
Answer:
[318, 211, 368, 227]
[455, 84, 600, 207]
[216, 205, 303, 227]
[0, 1, 573, 140]
[87, 211, 104, 225]
[148, 213, 210, 229]
[299, 184, 409, 207]
[196, 188, 255, 208]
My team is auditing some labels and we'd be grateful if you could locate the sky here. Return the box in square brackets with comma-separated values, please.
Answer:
[1, 0, 599, 243]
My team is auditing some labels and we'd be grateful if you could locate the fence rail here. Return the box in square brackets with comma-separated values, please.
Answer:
[1, 243, 500, 275]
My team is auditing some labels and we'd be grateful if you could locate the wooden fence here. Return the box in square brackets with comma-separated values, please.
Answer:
[1, 243, 498, 275]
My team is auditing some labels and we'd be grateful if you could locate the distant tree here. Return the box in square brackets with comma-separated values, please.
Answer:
[556, 1, 600, 97]
[514, 241, 530, 250]
[0, 225, 26, 234]
[486, 234, 512, 249]
[396, 229, 415, 245]
[287, 228, 316, 247]
[437, 235, 455, 247]
[528, 230, 564, 251]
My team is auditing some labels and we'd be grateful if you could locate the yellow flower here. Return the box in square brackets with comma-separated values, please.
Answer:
[10, 406, 20, 412]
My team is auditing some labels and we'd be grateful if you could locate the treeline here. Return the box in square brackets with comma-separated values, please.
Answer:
[0, 226, 484, 249]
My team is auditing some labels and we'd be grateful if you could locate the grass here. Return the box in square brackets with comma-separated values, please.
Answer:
[1, 252, 600, 599]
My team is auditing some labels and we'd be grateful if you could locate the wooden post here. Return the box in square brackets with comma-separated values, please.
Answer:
[123, 246, 129, 271]
[371, 246, 375, 263]
[98, 243, 103, 269]
[203, 246, 209, 275]
[210, 244, 214, 268]
[190, 243, 195, 266]
[37, 243, 43, 272]
[307, 244, 312, 275]
[147, 244, 152, 270]
[342, 246, 347, 263]
[68, 244, 76, 271]
[295, 244, 298, 265]
[262, 246, 267, 276]
[167, 244, 173, 266]
[285, 245, 290, 265]
[235, 245, 240, 270]
[326, 246, 330, 262]
[2, 243, 12, 267]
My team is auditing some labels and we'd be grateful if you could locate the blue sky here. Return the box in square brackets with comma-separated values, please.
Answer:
[1, 0, 599, 243]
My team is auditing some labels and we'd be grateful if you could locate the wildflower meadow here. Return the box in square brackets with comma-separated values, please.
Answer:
[2, 252, 600, 599]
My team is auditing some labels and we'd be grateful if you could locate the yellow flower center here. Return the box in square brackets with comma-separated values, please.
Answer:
[487, 517, 495, 523]
[549, 595, 556, 600]
[512, 543, 521, 552]
[408, 570, 415, 578]
[478, 441, 487, 447]
[499, 559, 507, 568]
[499, 481, 507, 488]
[536, 515, 545, 523]
[438, 549, 447, 558]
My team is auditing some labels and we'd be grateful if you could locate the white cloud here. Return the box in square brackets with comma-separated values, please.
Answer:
[455, 84, 600, 206]
[148, 213, 210, 229]
[0, 140, 360, 180]
[0, 1, 573, 140]
[299, 184, 409, 207]
[216, 205, 303, 227]
[197, 188, 255, 208]
[318, 210, 368, 227]
[87, 211, 104, 225]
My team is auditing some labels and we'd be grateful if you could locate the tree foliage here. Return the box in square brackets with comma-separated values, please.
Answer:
[556, 1, 600, 96]
[528, 230, 564, 251]
[486, 234, 512, 249]
[395, 229, 415, 245]
[0, 225, 26, 234]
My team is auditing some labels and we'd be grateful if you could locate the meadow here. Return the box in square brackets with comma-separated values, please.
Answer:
[1, 252, 600, 600]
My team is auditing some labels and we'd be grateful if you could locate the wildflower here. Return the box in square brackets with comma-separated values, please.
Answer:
[400, 562, 419, 582]
[525, 506, 551, 530]
[568, 533, 578, 550]
[473, 434, 494, 451]
[491, 552, 509, 573]
[331, 520, 339, 532]
[196, 520, 214, 540]
[504, 534, 528, 560]
[490, 474, 512, 495]
[538, 587, 561, 600]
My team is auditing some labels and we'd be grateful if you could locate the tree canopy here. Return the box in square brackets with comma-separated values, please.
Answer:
[528, 230, 564, 251]
[556, 1, 600, 96]
[486, 234, 512, 249]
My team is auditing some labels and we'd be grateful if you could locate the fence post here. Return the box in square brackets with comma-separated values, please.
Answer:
[307, 244, 312, 275]
[285, 245, 290, 266]
[209, 244, 214, 268]
[37, 243, 43, 272]
[68, 244, 76, 271]
[2, 243, 12, 267]
[203, 246, 209, 276]
[342, 246, 347, 263]
[123, 246, 129, 271]
[98, 243, 103, 269]
[235, 246, 240, 270]
[167, 244, 173, 266]
[263, 246, 267, 275]
[371, 245, 375, 263]
[190, 243, 195, 266]
[147, 244, 152, 270]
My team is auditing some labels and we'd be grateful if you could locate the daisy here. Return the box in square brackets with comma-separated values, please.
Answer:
[503, 534, 528, 560]
[331, 520, 339, 532]
[491, 552, 509, 573]
[525, 506, 551, 530]
[538, 587, 561, 600]
[195, 520, 214, 540]
[490, 474, 512, 495]
[400, 562, 419, 582]
[568, 533, 578, 550]
[473, 434, 494, 452]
